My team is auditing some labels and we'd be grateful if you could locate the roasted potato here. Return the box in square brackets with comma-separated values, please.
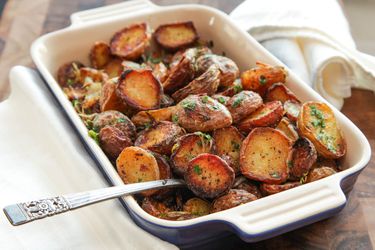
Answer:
[218, 79, 243, 97]
[240, 127, 292, 184]
[116, 146, 160, 196]
[289, 137, 317, 179]
[175, 95, 232, 132]
[276, 117, 299, 142]
[195, 54, 239, 87]
[154, 21, 198, 51]
[131, 106, 177, 127]
[183, 198, 211, 216]
[79, 67, 108, 85]
[212, 126, 244, 174]
[103, 58, 124, 78]
[135, 121, 184, 155]
[312, 157, 339, 171]
[226, 90, 263, 123]
[284, 100, 301, 122]
[170, 132, 214, 176]
[265, 83, 299, 103]
[297, 102, 346, 159]
[160, 94, 175, 108]
[160, 211, 197, 221]
[110, 23, 150, 60]
[100, 78, 131, 115]
[172, 65, 220, 102]
[141, 197, 171, 217]
[237, 101, 284, 133]
[306, 166, 337, 183]
[211, 189, 257, 213]
[92, 110, 136, 141]
[117, 69, 162, 110]
[260, 182, 301, 196]
[185, 153, 235, 199]
[233, 177, 262, 198]
[152, 62, 168, 83]
[57, 61, 84, 87]
[99, 125, 133, 160]
[241, 62, 287, 96]
[151, 153, 173, 197]
[89, 41, 111, 69]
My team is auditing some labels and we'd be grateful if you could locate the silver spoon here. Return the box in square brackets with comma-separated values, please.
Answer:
[3, 179, 185, 226]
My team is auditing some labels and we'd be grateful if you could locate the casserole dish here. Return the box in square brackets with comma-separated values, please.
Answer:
[30, 0, 371, 247]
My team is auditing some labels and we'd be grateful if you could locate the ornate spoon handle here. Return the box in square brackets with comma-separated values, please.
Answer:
[3, 179, 185, 226]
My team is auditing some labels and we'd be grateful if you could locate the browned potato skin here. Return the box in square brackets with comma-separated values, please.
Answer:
[135, 121, 184, 155]
[260, 182, 301, 196]
[160, 211, 197, 221]
[131, 106, 177, 127]
[103, 58, 124, 78]
[154, 21, 198, 51]
[142, 197, 171, 217]
[185, 153, 235, 199]
[170, 132, 214, 176]
[233, 178, 262, 198]
[240, 127, 292, 184]
[183, 198, 211, 216]
[57, 61, 84, 87]
[312, 157, 339, 171]
[110, 23, 150, 60]
[213, 126, 244, 175]
[289, 137, 317, 179]
[211, 189, 257, 213]
[89, 41, 111, 69]
[307, 167, 337, 183]
[172, 65, 220, 102]
[117, 69, 162, 110]
[241, 62, 287, 96]
[226, 90, 263, 123]
[276, 117, 299, 142]
[175, 95, 232, 132]
[218, 79, 243, 97]
[150, 153, 173, 197]
[99, 125, 133, 160]
[195, 54, 239, 87]
[265, 83, 300, 103]
[92, 110, 136, 141]
[100, 78, 132, 115]
[297, 102, 346, 159]
[237, 101, 284, 133]
[284, 100, 301, 122]
[160, 94, 175, 108]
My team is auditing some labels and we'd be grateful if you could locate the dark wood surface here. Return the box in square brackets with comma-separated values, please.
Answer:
[0, 0, 373, 249]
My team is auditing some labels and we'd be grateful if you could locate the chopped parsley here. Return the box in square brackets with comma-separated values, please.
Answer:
[67, 78, 74, 86]
[196, 132, 212, 141]
[231, 140, 240, 151]
[71, 99, 80, 108]
[117, 118, 126, 123]
[310, 106, 324, 119]
[202, 95, 209, 103]
[232, 96, 244, 108]
[233, 84, 243, 93]
[259, 75, 267, 85]
[193, 165, 202, 175]
[143, 122, 152, 130]
[300, 172, 308, 184]
[182, 101, 196, 111]
[88, 130, 99, 145]
[311, 119, 325, 128]
[172, 114, 179, 123]
[217, 96, 226, 104]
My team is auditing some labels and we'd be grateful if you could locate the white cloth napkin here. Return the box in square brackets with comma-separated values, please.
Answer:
[230, 0, 375, 109]
[0, 66, 177, 250]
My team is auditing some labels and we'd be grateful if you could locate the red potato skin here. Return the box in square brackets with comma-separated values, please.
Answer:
[210, 189, 258, 213]
[260, 182, 301, 196]
[265, 83, 300, 103]
[284, 100, 301, 123]
[307, 166, 337, 183]
[99, 125, 133, 160]
[234, 179, 262, 198]
[289, 137, 317, 179]
[226, 90, 263, 123]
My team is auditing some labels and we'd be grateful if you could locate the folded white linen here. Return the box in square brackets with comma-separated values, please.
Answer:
[230, 0, 375, 109]
[0, 66, 177, 250]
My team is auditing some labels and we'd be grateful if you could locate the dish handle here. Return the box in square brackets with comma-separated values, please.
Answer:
[70, 0, 158, 26]
[221, 179, 347, 239]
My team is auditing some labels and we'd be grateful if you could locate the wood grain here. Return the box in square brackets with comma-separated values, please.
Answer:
[0, 0, 374, 249]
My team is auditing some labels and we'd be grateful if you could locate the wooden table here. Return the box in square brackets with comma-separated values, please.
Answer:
[0, 0, 374, 249]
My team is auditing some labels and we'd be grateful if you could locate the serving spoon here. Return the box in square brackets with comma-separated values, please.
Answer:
[3, 179, 185, 226]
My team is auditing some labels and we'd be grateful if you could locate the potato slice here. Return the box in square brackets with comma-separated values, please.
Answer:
[297, 102, 346, 159]
[110, 23, 150, 60]
[306, 166, 336, 183]
[276, 117, 299, 142]
[170, 132, 214, 176]
[226, 90, 263, 123]
[289, 137, 317, 179]
[183, 198, 211, 216]
[135, 121, 184, 155]
[195, 54, 239, 87]
[265, 83, 300, 103]
[241, 62, 287, 96]
[185, 153, 235, 199]
[131, 106, 177, 127]
[260, 182, 301, 196]
[213, 126, 244, 175]
[57, 61, 84, 87]
[240, 127, 292, 184]
[89, 41, 111, 69]
[154, 21, 198, 51]
[99, 125, 133, 160]
[237, 101, 284, 133]
[103, 58, 124, 78]
[172, 65, 220, 102]
[233, 177, 262, 198]
[116, 146, 160, 196]
[284, 100, 301, 122]
[175, 95, 232, 132]
[100, 78, 131, 115]
[211, 189, 257, 213]
[117, 69, 162, 110]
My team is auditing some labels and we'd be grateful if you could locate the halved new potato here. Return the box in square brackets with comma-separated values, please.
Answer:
[289, 137, 317, 179]
[210, 189, 257, 213]
[57, 61, 84, 87]
[276, 117, 299, 142]
[297, 102, 346, 159]
[260, 182, 301, 196]
[99, 125, 133, 160]
[104, 58, 124, 78]
[89, 41, 111, 69]
[265, 83, 300, 103]
[240, 127, 292, 184]
[284, 100, 301, 122]
[226, 90, 263, 123]
[306, 166, 337, 183]
[100, 78, 131, 115]
[117, 69, 162, 110]
[233, 178, 262, 198]
[183, 198, 211, 216]
[131, 106, 177, 127]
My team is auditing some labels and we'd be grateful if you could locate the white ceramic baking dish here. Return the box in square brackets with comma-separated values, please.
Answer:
[30, 0, 371, 247]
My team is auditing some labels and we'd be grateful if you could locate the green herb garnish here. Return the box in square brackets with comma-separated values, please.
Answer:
[217, 96, 226, 104]
[117, 118, 126, 123]
[231, 141, 240, 151]
[233, 84, 243, 93]
[182, 101, 196, 111]
[310, 106, 324, 119]
[259, 75, 267, 85]
[172, 114, 179, 123]
[88, 130, 99, 145]
[202, 96, 209, 103]
[67, 78, 74, 86]
[232, 96, 244, 108]
[193, 165, 202, 175]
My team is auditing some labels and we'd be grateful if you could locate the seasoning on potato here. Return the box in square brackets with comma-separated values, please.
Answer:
[211, 189, 258, 213]
[89, 41, 111, 69]
[226, 90, 263, 123]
